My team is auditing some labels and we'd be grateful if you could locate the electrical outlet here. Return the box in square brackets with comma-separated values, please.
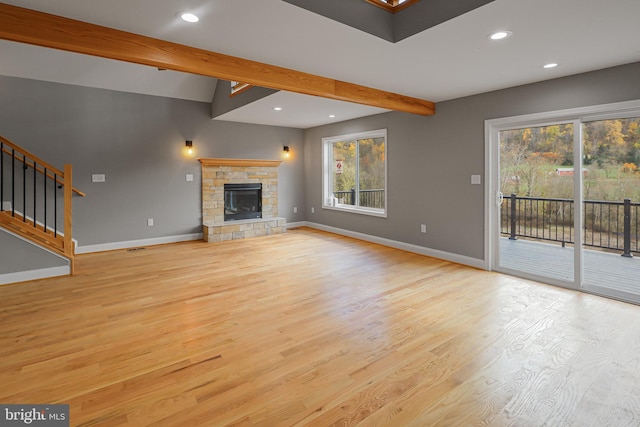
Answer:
[186, 173, 194, 182]
[147, 218, 154, 227]
[311, 207, 315, 214]
[421, 224, 427, 233]
[92, 174, 106, 183]
[293, 207, 298, 213]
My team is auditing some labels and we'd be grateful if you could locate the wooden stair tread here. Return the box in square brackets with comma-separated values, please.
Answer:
[1, 135, 77, 276]
[0, 211, 66, 256]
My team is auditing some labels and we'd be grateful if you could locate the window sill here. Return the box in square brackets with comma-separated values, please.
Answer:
[322, 204, 387, 218]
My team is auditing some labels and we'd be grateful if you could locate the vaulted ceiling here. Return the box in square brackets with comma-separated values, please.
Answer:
[0, 0, 639, 128]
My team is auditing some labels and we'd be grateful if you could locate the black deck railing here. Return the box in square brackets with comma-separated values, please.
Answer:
[501, 194, 639, 257]
[333, 189, 385, 209]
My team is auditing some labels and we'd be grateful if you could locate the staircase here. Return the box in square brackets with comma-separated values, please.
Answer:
[0, 135, 84, 274]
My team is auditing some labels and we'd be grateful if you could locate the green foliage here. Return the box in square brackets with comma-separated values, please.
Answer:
[332, 141, 356, 193]
[500, 118, 640, 201]
[358, 137, 385, 190]
[331, 137, 385, 193]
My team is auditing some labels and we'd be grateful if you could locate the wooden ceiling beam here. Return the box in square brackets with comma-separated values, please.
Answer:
[0, 3, 435, 116]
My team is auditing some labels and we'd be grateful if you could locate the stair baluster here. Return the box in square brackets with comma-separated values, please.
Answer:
[0, 135, 85, 275]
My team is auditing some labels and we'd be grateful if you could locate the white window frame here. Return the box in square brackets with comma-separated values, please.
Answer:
[322, 129, 388, 218]
[484, 99, 640, 284]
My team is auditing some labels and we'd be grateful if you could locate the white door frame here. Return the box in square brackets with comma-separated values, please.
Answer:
[484, 100, 640, 289]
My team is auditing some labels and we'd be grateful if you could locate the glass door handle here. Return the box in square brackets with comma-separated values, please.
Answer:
[496, 191, 504, 206]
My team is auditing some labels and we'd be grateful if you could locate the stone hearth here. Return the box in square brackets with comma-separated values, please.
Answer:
[199, 158, 286, 242]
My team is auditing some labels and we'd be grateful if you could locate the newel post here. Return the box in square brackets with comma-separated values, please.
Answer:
[64, 164, 75, 272]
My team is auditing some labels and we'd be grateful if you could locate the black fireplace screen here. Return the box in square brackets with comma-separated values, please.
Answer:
[224, 183, 262, 221]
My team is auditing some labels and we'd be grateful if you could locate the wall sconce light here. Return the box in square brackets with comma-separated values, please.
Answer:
[186, 140, 193, 155]
[283, 145, 290, 158]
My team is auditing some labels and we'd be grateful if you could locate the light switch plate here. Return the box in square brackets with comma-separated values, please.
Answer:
[92, 174, 106, 183]
[471, 175, 481, 185]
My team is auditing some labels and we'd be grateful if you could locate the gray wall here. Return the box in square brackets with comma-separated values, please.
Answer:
[211, 80, 278, 118]
[283, 0, 494, 43]
[303, 62, 640, 261]
[394, 0, 494, 42]
[0, 229, 67, 274]
[283, 0, 394, 42]
[0, 76, 305, 253]
[2, 61, 639, 275]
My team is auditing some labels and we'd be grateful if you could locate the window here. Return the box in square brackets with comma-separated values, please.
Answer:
[229, 81, 252, 97]
[364, 0, 420, 13]
[486, 99, 640, 302]
[322, 129, 387, 217]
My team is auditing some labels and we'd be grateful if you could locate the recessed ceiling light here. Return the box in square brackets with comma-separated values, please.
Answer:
[543, 63, 559, 69]
[488, 30, 512, 40]
[180, 12, 199, 23]
[329, 114, 336, 118]
[274, 107, 283, 111]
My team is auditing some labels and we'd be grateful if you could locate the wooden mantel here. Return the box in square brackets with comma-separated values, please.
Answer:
[198, 158, 282, 168]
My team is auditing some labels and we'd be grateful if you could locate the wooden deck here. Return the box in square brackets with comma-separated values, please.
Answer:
[500, 237, 640, 301]
[3, 228, 640, 425]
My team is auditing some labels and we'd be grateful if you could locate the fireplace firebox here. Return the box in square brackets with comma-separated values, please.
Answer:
[224, 183, 262, 221]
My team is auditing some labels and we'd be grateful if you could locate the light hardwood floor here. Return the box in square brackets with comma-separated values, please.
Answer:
[2, 227, 640, 426]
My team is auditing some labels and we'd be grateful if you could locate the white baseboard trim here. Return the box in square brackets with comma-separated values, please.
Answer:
[284, 221, 306, 229]
[76, 233, 204, 254]
[302, 222, 486, 269]
[0, 265, 70, 286]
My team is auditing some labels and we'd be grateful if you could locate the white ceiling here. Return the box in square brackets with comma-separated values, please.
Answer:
[1, 0, 639, 129]
[215, 92, 390, 129]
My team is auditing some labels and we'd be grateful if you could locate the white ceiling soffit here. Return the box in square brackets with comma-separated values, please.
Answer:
[214, 91, 390, 129]
[0, 0, 639, 128]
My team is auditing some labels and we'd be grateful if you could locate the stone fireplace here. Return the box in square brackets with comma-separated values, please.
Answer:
[199, 158, 286, 242]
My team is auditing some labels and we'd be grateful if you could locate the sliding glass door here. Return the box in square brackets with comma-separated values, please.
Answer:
[496, 122, 577, 286]
[488, 101, 640, 302]
[581, 117, 640, 300]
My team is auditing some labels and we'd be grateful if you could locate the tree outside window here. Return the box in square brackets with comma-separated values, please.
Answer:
[323, 129, 387, 217]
